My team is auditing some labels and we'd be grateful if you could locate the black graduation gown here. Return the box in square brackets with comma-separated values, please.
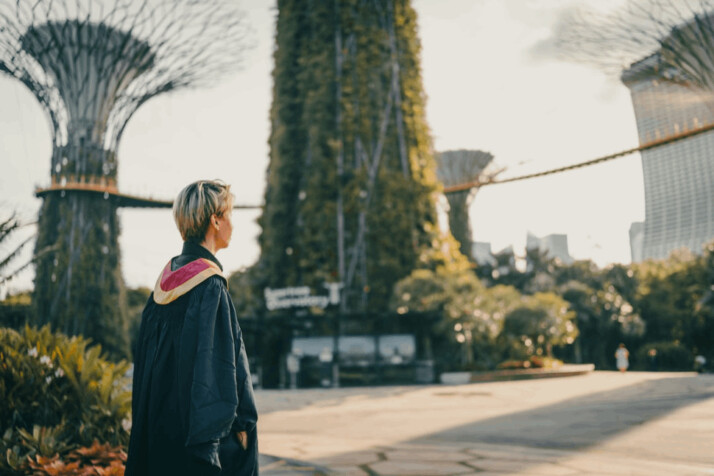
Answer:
[126, 243, 259, 476]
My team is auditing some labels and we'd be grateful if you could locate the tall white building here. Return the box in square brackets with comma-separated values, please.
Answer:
[622, 54, 714, 261]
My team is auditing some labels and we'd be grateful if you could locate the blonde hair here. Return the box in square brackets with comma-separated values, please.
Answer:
[173, 180, 233, 243]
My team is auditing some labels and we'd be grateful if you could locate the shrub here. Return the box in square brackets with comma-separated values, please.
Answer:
[496, 359, 531, 370]
[528, 355, 563, 369]
[634, 341, 694, 371]
[499, 293, 577, 361]
[0, 325, 131, 474]
[0, 292, 31, 330]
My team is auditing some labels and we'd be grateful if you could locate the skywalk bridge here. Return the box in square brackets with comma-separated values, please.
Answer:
[34, 176, 261, 210]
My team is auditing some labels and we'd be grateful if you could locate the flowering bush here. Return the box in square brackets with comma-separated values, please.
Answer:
[0, 325, 131, 474]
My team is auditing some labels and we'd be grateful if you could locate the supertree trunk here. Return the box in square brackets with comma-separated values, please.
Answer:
[34, 177, 128, 356]
[0, 1, 247, 358]
[444, 189, 477, 259]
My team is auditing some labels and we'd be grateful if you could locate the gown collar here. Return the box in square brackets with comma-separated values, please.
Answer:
[153, 243, 225, 305]
[180, 241, 223, 271]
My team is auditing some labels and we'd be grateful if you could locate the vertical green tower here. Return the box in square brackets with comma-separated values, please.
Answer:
[260, 0, 447, 313]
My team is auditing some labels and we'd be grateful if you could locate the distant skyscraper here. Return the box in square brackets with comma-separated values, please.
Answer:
[471, 241, 496, 266]
[622, 54, 714, 261]
[526, 232, 573, 265]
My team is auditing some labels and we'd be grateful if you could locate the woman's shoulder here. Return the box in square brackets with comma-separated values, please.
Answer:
[201, 274, 228, 291]
[189, 274, 229, 302]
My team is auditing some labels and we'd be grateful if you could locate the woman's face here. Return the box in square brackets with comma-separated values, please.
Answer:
[215, 200, 234, 250]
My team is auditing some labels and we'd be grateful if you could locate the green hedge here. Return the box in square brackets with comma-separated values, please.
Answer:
[0, 325, 131, 473]
[634, 341, 694, 371]
[0, 293, 31, 330]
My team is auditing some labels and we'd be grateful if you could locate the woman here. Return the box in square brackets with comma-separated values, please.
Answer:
[615, 343, 629, 373]
[126, 180, 259, 475]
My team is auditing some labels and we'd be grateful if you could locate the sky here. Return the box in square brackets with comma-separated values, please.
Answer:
[0, 0, 643, 295]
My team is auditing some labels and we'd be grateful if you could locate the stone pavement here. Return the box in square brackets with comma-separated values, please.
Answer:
[256, 372, 714, 475]
[259, 453, 332, 475]
[299, 440, 714, 475]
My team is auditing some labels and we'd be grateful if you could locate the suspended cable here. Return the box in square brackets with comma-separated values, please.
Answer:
[443, 121, 714, 194]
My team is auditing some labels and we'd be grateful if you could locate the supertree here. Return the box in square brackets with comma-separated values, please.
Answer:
[259, 0, 463, 317]
[435, 149, 494, 260]
[0, 0, 247, 358]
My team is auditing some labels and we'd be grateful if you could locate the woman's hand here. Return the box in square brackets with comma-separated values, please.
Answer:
[236, 431, 248, 450]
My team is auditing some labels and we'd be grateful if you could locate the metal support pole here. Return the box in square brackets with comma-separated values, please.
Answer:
[332, 310, 341, 387]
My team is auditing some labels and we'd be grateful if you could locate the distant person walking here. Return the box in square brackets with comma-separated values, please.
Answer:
[615, 343, 630, 373]
[126, 180, 258, 475]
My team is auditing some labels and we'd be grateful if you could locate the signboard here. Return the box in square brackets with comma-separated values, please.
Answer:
[264, 282, 342, 311]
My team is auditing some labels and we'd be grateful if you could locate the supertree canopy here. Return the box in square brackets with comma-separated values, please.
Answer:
[0, 0, 247, 358]
[553, 0, 714, 96]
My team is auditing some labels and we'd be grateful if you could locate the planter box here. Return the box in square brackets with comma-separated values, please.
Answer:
[439, 372, 472, 385]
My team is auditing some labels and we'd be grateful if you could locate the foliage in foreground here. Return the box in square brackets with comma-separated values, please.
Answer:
[22, 440, 126, 475]
[0, 325, 131, 474]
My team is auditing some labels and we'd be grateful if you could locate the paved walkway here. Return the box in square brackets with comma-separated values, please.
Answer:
[257, 372, 714, 475]
[259, 454, 332, 475]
